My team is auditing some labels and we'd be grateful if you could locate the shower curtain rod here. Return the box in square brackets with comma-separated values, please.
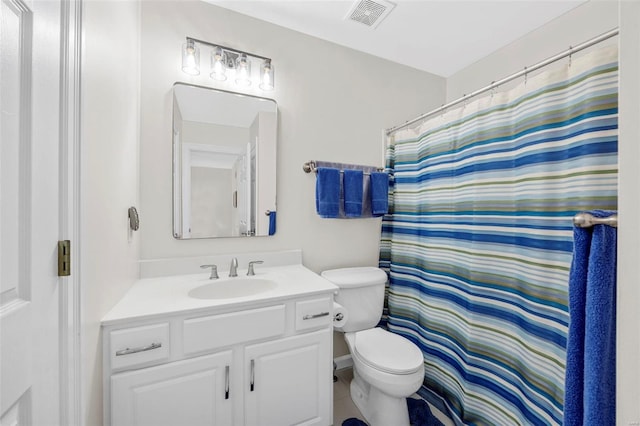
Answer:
[386, 28, 619, 136]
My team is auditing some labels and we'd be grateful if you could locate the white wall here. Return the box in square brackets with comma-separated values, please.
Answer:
[617, 2, 640, 423]
[138, 1, 445, 273]
[80, 1, 140, 424]
[447, 1, 639, 422]
[446, 1, 619, 101]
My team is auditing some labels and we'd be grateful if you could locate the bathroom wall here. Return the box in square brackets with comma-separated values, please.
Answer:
[446, 1, 619, 101]
[617, 2, 640, 423]
[138, 1, 446, 274]
[80, 1, 140, 425]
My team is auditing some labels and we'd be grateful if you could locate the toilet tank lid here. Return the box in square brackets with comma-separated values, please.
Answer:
[321, 267, 387, 288]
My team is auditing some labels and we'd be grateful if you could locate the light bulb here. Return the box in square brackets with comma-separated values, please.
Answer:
[235, 53, 251, 87]
[210, 47, 227, 81]
[181, 40, 200, 75]
[259, 59, 274, 91]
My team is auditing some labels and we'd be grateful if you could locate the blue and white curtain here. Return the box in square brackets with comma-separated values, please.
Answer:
[380, 46, 618, 425]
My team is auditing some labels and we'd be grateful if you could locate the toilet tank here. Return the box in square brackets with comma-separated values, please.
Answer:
[321, 267, 387, 332]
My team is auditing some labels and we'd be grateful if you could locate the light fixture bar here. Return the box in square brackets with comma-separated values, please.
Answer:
[183, 37, 275, 91]
[186, 37, 271, 62]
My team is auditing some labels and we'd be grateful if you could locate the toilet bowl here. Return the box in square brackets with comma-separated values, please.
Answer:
[344, 328, 424, 426]
[321, 267, 425, 426]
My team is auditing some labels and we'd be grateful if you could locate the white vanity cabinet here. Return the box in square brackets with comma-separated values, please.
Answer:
[110, 351, 233, 426]
[102, 295, 334, 426]
[244, 331, 331, 426]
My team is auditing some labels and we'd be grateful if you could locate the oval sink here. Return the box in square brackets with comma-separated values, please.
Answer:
[188, 278, 278, 300]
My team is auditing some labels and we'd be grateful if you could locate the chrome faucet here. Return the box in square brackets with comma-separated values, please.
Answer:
[229, 257, 238, 277]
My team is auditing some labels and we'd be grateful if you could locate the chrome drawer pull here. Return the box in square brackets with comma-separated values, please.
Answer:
[250, 359, 255, 392]
[115, 342, 162, 356]
[225, 365, 230, 400]
[302, 311, 330, 320]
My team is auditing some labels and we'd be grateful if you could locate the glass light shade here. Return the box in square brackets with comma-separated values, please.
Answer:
[259, 59, 275, 91]
[182, 41, 200, 75]
[210, 47, 227, 81]
[235, 54, 251, 87]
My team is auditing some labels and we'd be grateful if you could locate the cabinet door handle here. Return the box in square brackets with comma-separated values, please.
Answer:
[115, 342, 162, 356]
[302, 311, 330, 320]
[250, 359, 255, 392]
[225, 365, 230, 400]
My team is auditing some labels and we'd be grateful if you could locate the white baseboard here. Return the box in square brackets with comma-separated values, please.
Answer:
[334, 354, 353, 370]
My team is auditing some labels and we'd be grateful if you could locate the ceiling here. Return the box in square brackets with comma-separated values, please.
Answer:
[209, 0, 586, 77]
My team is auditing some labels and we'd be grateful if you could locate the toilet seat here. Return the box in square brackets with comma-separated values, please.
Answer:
[353, 328, 423, 375]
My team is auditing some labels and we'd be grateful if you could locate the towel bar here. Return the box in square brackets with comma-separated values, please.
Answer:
[573, 212, 618, 228]
[302, 160, 383, 175]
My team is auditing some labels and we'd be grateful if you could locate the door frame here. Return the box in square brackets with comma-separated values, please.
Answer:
[58, 0, 82, 424]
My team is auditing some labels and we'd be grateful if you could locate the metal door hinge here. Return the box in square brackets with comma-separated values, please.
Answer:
[58, 240, 71, 277]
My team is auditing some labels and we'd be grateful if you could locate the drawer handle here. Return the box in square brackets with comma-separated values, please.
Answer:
[225, 365, 230, 400]
[115, 342, 162, 356]
[250, 359, 255, 392]
[302, 311, 330, 320]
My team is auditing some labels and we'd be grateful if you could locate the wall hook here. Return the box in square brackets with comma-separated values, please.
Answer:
[128, 206, 140, 231]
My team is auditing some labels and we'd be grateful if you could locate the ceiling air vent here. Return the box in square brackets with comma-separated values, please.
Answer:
[345, 0, 395, 29]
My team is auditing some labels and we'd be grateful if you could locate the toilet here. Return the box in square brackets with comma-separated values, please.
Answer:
[322, 267, 425, 426]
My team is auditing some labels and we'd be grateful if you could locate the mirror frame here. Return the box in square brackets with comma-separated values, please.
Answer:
[172, 82, 278, 239]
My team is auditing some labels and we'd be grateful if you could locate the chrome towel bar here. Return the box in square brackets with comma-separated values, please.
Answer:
[573, 212, 618, 228]
[302, 160, 383, 175]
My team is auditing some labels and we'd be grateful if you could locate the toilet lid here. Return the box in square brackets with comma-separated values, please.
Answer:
[353, 328, 423, 375]
[321, 267, 387, 288]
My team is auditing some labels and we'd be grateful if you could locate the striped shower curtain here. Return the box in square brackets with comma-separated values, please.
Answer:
[380, 46, 618, 425]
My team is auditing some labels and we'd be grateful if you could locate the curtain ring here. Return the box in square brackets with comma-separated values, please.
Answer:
[568, 45, 573, 68]
[524, 66, 528, 86]
[490, 81, 496, 98]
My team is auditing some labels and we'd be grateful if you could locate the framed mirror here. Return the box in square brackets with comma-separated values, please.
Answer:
[172, 83, 277, 239]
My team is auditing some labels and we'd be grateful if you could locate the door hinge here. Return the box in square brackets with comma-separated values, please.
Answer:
[58, 240, 71, 277]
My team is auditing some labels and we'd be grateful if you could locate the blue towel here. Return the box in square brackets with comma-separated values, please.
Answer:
[315, 167, 340, 218]
[370, 172, 389, 216]
[564, 210, 617, 426]
[268, 211, 276, 235]
[344, 169, 363, 217]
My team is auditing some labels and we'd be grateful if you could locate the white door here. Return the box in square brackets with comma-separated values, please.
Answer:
[110, 352, 233, 426]
[0, 0, 63, 424]
[244, 330, 332, 426]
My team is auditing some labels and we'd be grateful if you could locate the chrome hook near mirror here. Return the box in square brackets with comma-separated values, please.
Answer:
[128, 207, 140, 231]
[172, 83, 277, 239]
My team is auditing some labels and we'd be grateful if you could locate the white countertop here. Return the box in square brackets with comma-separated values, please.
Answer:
[102, 264, 338, 326]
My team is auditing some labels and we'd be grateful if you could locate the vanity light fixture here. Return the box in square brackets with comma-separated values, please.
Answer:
[181, 39, 200, 75]
[182, 37, 275, 91]
[259, 59, 275, 91]
[210, 46, 227, 81]
[235, 53, 251, 87]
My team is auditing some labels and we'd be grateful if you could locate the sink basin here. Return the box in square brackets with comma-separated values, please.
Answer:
[188, 278, 278, 300]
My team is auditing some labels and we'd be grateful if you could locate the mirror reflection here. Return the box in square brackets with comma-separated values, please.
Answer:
[172, 83, 277, 239]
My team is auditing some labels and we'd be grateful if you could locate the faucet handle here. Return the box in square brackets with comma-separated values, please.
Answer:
[200, 264, 219, 280]
[247, 261, 264, 276]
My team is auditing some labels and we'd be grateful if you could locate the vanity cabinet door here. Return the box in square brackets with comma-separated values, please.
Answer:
[244, 329, 332, 426]
[110, 351, 232, 426]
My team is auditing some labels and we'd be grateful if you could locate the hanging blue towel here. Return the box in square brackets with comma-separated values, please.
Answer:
[564, 210, 617, 426]
[315, 167, 340, 218]
[268, 211, 276, 235]
[344, 169, 363, 217]
[370, 172, 389, 216]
